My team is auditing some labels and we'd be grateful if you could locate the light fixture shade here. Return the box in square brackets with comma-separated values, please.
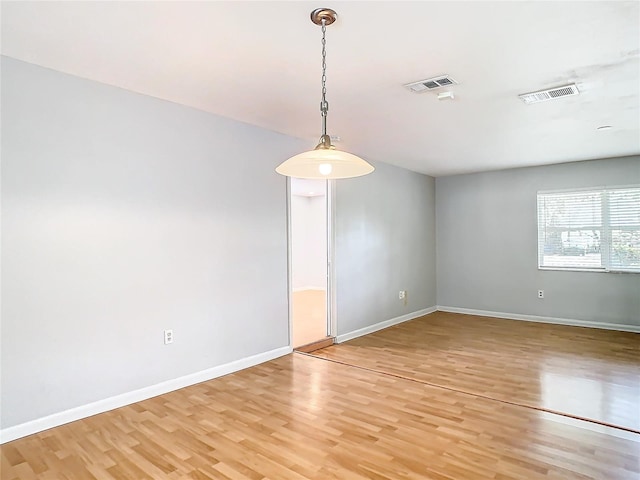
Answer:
[276, 148, 374, 179]
[277, 8, 374, 181]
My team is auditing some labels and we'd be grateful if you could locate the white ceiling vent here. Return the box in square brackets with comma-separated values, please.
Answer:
[518, 84, 580, 104]
[405, 75, 457, 93]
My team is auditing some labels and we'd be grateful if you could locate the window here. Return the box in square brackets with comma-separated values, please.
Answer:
[537, 186, 640, 272]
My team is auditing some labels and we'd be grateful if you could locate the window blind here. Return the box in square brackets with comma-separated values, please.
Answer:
[609, 188, 640, 270]
[537, 186, 640, 272]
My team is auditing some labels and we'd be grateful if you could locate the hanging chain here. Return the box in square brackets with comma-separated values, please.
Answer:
[320, 19, 329, 136]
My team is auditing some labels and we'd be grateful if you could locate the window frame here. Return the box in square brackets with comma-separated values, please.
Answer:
[537, 185, 640, 274]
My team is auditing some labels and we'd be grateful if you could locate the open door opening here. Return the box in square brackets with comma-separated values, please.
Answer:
[289, 178, 334, 352]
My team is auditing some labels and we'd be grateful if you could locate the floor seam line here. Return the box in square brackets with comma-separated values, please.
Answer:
[294, 351, 640, 436]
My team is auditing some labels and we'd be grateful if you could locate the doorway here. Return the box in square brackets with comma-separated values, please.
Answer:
[289, 178, 333, 350]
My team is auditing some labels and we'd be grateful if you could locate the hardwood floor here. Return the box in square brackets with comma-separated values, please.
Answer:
[2, 313, 639, 479]
[311, 312, 640, 433]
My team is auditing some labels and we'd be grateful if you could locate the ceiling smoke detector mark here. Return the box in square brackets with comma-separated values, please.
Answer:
[518, 84, 580, 104]
[405, 75, 458, 93]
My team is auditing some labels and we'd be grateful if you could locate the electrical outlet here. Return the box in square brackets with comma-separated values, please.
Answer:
[164, 329, 173, 345]
[537, 290, 544, 299]
[399, 290, 406, 300]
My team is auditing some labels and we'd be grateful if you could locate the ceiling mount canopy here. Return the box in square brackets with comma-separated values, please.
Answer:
[310, 8, 337, 26]
[276, 8, 374, 180]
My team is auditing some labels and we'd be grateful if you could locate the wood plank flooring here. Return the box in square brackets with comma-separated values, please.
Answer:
[312, 312, 640, 433]
[2, 313, 639, 479]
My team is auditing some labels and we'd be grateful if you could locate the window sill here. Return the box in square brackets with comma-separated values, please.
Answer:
[538, 267, 640, 274]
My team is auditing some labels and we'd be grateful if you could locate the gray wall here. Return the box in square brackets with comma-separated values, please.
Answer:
[436, 156, 640, 327]
[1, 57, 307, 429]
[334, 161, 437, 336]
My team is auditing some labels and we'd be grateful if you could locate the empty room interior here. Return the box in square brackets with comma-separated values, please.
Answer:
[1, 2, 639, 479]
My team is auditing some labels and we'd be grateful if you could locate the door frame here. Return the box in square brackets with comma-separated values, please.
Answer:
[326, 179, 337, 338]
[286, 178, 336, 348]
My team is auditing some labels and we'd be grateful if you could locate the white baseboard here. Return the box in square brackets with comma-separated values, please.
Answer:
[436, 306, 640, 333]
[292, 286, 325, 292]
[336, 306, 437, 343]
[0, 346, 292, 444]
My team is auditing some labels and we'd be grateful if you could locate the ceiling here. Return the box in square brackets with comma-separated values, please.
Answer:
[2, 1, 639, 177]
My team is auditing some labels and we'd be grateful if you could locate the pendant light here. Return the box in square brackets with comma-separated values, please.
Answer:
[276, 8, 374, 180]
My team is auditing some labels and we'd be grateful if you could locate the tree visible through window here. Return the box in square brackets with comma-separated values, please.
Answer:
[537, 187, 640, 272]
